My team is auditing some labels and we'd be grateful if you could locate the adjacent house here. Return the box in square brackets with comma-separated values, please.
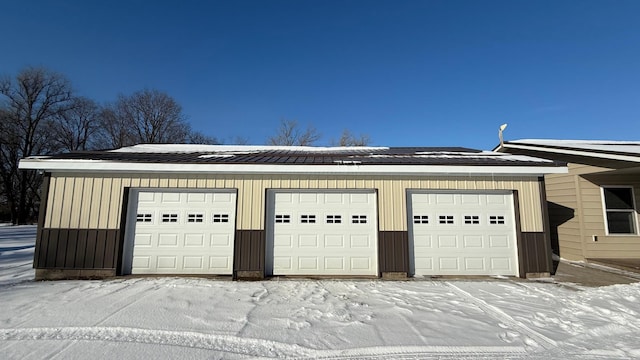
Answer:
[19, 145, 565, 280]
[495, 140, 640, 266]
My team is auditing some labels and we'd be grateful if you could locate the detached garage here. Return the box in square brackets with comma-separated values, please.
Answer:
[19, 145, 566, 280]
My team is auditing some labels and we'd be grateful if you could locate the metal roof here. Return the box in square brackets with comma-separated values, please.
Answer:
[27, 145, 561, 167]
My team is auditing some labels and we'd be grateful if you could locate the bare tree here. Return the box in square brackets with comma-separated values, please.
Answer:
[230, 135, 250, 145]
[187, 130, 221, 145]
[50, 97, 101, 152]
[267, 119, 321, 146]
[97, 89, 191, 148]
[0, 67, 74, 224]
[331, 129, 371, 146]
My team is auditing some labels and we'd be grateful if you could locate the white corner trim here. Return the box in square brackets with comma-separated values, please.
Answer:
[18, 158, 567, 176]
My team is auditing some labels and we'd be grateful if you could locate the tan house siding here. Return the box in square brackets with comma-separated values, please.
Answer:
[44, 173, 544, 233]
[581, 172, 640, 259]
[544, 162, 640, 261]
[544, 169, 582, 260]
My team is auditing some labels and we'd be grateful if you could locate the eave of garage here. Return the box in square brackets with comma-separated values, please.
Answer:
[18, 159, 567, 176]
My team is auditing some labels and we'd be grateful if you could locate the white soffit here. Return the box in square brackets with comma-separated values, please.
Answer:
[18, 158, 567, 175]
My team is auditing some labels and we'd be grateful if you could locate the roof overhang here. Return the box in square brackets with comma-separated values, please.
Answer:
[18, 158, 567, 176]
[496, 143, 640, 163]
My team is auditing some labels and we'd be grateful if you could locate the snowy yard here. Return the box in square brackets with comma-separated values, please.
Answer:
[1, 226, 640, 359]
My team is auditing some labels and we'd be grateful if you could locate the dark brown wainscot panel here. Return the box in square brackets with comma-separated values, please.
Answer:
[378, 231, 409, 278]
[35, 228, 120, 280]
[234, 230, 265, 280]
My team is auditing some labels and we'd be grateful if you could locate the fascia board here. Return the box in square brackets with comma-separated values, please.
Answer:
[502, 143, 640, 163]
[19, 158, 567, 175]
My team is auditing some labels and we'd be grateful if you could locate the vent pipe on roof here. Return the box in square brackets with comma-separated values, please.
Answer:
[498, 123, 508, 146]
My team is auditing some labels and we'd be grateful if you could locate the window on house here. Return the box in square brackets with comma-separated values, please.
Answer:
[602, 187, 637, 234]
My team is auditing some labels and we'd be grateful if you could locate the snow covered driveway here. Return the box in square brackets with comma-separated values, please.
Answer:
[1, 226, 640, 359]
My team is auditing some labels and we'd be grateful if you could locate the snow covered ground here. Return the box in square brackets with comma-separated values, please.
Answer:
[1, 226, 640, 359]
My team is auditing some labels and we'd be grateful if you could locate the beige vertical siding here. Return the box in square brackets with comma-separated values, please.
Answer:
[44, 172, 544, 232]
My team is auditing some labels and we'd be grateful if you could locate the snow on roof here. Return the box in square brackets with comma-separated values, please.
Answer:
[111, 144, 390, 153]
[510, 139, 640, 155]
[366, 152, 553, 162]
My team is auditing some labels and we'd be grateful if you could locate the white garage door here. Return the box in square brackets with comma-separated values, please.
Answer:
[408, 191, 519, 276]
[125, 189, 236, 275]
[267, 190, 378, 276]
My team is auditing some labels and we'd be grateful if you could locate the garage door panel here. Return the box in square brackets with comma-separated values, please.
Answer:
[157, 256, 177, 270]
[187, 192, 206, 202]
[274, 257, 292, 270]
[490, 258, 513, 271]
[269, 190, 378, 276]
[325, 257, 344, 270]
[436, 193, 455, 204]
[409, 191, 518, 276]
[138, 192, 156, 203]
[132, 256, 150, 269]
[351, 257, 372, 270]
[183, 256, 204, 270]
[211, 234, 231, 246]
[439, 257, 459, 270]
[463, 235, 483, 248]
[161, 193, 181, 203]
[209, 257, 229, 270]
[324, 235, 344, 247]
[299, 257, 319, 270]
[134, 234, 152, 247]
[184, 234, 204, 247]
[465, 258, 485, 270]
[415, 257, 433, 271]
[461, 194, 480, 204]
[324, 193, 344, 203]
[489, 235, 510, 248]
[128, 189, 236, 275]
[414, 234, 432, 248]
[487, 194, 507, 205]
[158, 234, 179, 247]
[213, 192, 234, 203]
[299, 235, 319, 247]
[350, 235, 371, 248]
[299, 193, 318, 203]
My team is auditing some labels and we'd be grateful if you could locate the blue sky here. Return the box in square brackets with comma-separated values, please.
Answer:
[1, 0, 639, 149]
